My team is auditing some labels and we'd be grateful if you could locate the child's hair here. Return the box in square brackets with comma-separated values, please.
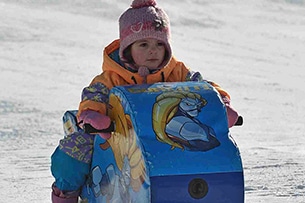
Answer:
[119, 0, 172, 68]
[122, 45, 134, 64]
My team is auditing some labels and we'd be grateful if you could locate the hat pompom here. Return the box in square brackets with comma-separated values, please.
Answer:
[131, 0, 157, 9]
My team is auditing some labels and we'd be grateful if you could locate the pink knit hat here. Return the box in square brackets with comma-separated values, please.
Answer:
[119, 0, 172, 68]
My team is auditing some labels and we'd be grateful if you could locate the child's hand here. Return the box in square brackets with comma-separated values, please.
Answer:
[78, 110, 112, 139]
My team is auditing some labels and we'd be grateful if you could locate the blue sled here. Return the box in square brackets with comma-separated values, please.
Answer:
[63, 81, 244, 203]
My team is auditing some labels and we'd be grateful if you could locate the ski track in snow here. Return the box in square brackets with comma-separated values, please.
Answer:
[0, 0, 304, 202]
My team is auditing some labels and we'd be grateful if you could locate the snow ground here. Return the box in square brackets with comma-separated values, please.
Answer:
[0, 0, 304, 202]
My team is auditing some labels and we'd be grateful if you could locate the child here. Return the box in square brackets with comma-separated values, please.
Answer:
[50, 0, 239, 202]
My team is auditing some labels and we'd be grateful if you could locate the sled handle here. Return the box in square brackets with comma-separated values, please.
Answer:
[83, 116, 242, 134]
[83, 122, 115, 134]
[234, 116, 243, 126]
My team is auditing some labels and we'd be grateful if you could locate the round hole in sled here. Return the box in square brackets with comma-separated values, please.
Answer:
[188, 178, 208, 199]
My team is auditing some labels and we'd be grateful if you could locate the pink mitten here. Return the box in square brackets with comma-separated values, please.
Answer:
[78, 110, 112, 139]
[51, 184, 79, 203]
[226, 105, 239, 128]
[222, 97, 239, 128]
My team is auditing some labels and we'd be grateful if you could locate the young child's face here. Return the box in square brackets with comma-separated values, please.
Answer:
[131, 38, 166, 70]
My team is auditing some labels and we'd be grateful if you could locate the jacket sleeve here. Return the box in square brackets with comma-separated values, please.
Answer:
[207, 80, 230, 100]
[77, 81, 110, 118]
[77, 71, 124, 118]
[167, 59, 231, 99]
[185, 68, 231, 99]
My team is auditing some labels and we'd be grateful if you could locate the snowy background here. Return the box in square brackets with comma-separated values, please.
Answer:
[0, 0, 304, 202]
